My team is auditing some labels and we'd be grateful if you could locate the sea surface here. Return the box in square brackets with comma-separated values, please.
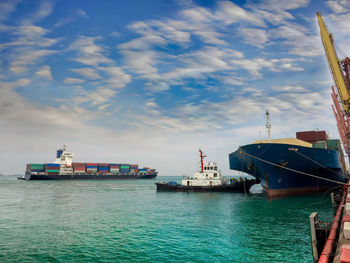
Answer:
[0, 175, 334, 263]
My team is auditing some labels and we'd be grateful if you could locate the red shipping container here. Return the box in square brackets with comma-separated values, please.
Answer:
[86, 163, 97, 166]
[72, 163, 85, 167]
[296, 130, 328, 143]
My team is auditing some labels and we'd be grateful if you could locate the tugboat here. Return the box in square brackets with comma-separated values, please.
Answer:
[156, 149, 258, 192]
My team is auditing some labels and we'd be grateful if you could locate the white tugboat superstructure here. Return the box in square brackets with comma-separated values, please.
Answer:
[182, 149, 226, 187]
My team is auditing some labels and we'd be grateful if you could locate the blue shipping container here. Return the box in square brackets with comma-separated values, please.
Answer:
[46, 163, 60, 167]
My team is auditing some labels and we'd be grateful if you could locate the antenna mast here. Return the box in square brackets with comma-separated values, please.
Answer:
[266, 110, 271, 142]
[199, 149, 206, 173]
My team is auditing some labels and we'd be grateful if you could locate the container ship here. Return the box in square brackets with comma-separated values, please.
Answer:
[23, 146, 157, 180]
[229, 111, 348, 197]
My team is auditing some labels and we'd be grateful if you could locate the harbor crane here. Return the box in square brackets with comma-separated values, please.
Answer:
[317, 12, 350, 158]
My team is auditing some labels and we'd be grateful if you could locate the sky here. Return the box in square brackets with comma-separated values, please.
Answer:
[1, 0, 350, 176]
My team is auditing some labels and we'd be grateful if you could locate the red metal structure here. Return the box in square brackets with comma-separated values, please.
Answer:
[199, 149, 206, 173]
[331, 86, 350, 156]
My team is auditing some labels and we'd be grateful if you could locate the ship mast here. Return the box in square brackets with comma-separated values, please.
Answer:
[199, 149, 206, 173]
[266, 110, 271, 142]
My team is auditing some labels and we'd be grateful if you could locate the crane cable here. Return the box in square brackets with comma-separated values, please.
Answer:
[239, 150, 346, 185]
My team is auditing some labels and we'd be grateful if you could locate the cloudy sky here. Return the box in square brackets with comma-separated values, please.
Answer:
[1, 0, 350, 175]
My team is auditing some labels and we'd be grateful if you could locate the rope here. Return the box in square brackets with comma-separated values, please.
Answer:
[293, 149, 344, 177]
[240, 150, 346, 186]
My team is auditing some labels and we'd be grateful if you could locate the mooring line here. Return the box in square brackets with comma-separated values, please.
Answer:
[239, 150, 346, 185]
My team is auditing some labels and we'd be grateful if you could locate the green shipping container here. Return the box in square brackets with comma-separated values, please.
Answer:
[327, 139, 340, 151]
[313, 141, 327, 149]
[121, 165, 129, 169]
[30, 164, 44, 168]
[46, 169, 60, 173]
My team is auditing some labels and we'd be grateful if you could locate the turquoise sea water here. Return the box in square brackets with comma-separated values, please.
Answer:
[0, 176, 334, 262]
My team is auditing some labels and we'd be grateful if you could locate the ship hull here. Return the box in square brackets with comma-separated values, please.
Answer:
[25, 173, 157, 180]
[155, 179, 258, 192]
[229, 143, 347, 197]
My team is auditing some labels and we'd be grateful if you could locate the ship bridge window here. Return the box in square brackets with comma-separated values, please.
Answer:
[214, 167, 217, 170]
[61, 157, 65, 161]
[214, 173, 217, 177]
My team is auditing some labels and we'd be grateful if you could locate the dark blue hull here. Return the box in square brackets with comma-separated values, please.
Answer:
[25, 173, 157, 180]
[229, 143, 347, 197]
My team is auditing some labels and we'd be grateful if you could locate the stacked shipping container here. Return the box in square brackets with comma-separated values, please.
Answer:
[129, 164, 138, 174]
[86, 163, 97, 173]
[110, 164, 120, 174]
[98, 163, 109, 173]
[27, 163, 45, 173]
[26, 162, 154, 176]
[46, 163, 60, 175]
[72, 163, 86, 173]
[120, 164, 129, 174]
[296, 130, 329, 143]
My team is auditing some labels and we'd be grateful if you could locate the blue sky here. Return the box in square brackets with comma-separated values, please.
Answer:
[1, 0, 350, 175]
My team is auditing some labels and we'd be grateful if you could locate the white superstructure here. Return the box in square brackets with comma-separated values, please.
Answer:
[54, 145, 74, 174]
[181, 150, 226, 187]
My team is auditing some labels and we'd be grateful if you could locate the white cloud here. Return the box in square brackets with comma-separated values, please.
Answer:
[98, 66, 132, 89]
[80, 87, 116, 106]
[71, 68, 102, 80]
[238, 27, 269, 48]
[252, 9, 294, 25]
[76, 9, 88, 18]
[54, 8, 89, 28]
[9, 49, 56, 73]
[0, 0, 22, 22]
[21, 0, 55, 25]
[215, 1, 266, 27]
[268, 24, 323, 57]
[145, 82, 170, 93]
[64, 77, 85, 84]
[121, 49, 161, 77]
[70, 36, 114, 66]
[327, 0, 350, 13]
[250, 0, 310, 12]
[35, 65, 52, 80]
